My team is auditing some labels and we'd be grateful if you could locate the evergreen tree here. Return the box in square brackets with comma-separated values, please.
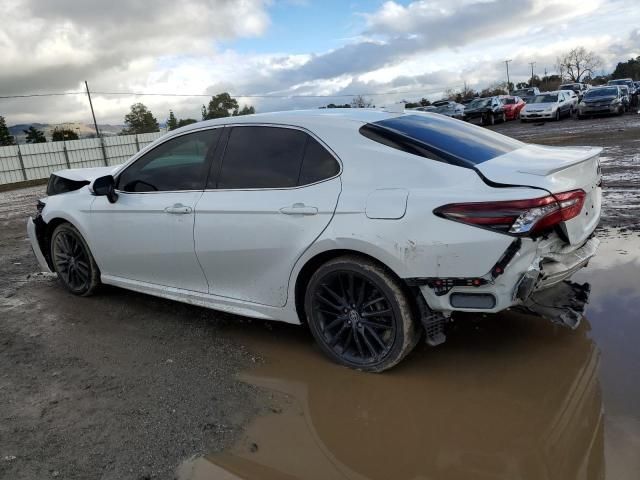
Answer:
[23, 126, 46, 143]
[167, 110, 178, 131]
[0, 116, 15, 146]
[122, 103, 160, 134]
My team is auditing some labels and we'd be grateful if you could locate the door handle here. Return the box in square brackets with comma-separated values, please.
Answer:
[279, 203, 318, 216]
[164, 203, 192, 214]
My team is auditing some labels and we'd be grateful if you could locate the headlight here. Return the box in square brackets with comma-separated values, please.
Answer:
[611, 99, 620, 104]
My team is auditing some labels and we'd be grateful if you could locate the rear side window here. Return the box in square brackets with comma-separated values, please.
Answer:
[218, 126, 307, 189]
[299, 137, 340, 185]
[216, 126, 339, 189]
[360, 114, 524, 167]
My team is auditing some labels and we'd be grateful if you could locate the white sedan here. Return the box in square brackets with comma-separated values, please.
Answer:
[28, 109, 602, 371]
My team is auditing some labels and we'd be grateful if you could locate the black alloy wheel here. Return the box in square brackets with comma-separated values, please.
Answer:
[51, 223, 100, 296]
[305, 256, 419, 372]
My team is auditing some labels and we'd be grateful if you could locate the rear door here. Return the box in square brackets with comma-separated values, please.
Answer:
[194, 125, 341, 307]
[89, 128, 222, 292]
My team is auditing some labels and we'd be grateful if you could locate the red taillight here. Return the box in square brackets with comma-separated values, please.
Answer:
[435, 190, 586, 236]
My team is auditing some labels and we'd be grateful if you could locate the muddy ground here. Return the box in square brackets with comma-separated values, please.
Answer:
[1, 113, 639, 479]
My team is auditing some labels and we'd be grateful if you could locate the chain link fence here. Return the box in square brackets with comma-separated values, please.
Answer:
[0, 132, 163, 186]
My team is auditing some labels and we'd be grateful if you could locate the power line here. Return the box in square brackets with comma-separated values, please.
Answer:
[0, 85, 464, 100]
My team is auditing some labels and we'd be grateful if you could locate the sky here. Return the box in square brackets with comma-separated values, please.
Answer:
[0, 0, 638, 126]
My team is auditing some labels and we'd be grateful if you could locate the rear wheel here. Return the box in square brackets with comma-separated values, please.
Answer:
[555, 110, 561, 121]
[51, 223, 100, 296]
[304, 256, 419, 372]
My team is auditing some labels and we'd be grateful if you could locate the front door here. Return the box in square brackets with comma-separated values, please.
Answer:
[194, 125, 342, 307]
[89, 128, 222, 293]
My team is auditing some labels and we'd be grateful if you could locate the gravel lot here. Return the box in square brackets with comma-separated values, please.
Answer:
[1, 112, 639, 479]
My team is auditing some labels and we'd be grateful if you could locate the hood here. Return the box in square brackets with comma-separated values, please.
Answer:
[524, 102, 556, 110]
[52, 166, 118, 182]
[584, 96, 615, 103]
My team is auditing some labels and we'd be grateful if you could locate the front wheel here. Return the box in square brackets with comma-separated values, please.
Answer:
[304, 256, 419, 372]
[51, 223, 101, 296]
[555, 110, 561, 121]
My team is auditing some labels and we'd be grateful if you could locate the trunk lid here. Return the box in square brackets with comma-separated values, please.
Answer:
[476, 144, 602, 245]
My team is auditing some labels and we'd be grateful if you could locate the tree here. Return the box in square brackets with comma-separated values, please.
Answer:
[177, 118, 198, 128]
[319, 103, 351, 109]
[611, 56, 640, 80]
[350, 95, 373, 108]
[23, 126, 46, 143]
[167, 110, 178, 131]
[52, 127, 79, 142]
[556, 47, 603, 82]
[201, 92, 255, 119]
[233, 105, 255, 116]
[121, 103, 160, 134]
[0, 116, 15, 146]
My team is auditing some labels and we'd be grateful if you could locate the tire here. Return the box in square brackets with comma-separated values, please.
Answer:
[501, 112, 506, 123]
[555, 110, 560, 121]
[520, 118, 527, 123]
[488, 113, 495, 125]
[304, 256, 419, 372]
[51, 223, 100, 296]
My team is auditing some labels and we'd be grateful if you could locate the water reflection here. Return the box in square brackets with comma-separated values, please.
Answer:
[180, 311, 604, 480]
[178, 232, 640, 480]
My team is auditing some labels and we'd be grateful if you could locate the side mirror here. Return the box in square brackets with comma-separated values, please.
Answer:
[92, 175, 118, 204]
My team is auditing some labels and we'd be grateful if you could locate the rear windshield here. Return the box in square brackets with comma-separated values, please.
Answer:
[359, 114, 523, 167]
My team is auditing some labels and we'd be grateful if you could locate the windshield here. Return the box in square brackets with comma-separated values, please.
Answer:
[360, 114, 524, 166]
[608, 80, 628, 86]
[531, 94, 558, 103]
[434, 105, 452, 113]
[467, 98, 491, 108]
[513, 89, 532, 96]
[585, 87, 618, 98]
[501, 98, 516, 105]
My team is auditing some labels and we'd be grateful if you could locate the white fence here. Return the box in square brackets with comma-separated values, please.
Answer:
[0, 132, 164, 186]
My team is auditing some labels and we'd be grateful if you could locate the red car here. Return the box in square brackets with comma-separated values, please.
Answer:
[499, 95, 526, 120]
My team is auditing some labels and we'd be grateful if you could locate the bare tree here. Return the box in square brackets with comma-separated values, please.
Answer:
[556, 47, 602, 82]
[350, 95, 373, 108]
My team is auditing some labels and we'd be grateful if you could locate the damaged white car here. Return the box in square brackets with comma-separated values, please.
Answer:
[27, 110, 601, 371]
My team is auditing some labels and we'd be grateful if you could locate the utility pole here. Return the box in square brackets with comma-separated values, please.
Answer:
[504, 59, 512, 93]
[529, 62, 536, 87]
[85, 81, 100, 138]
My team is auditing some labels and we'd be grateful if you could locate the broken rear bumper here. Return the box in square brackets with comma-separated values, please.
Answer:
[27, 217, 52, 273]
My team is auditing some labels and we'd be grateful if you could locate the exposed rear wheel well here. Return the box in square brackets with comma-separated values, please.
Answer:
[294, 249, 418, 324]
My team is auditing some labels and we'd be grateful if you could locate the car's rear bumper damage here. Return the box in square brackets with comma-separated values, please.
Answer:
[411, 234, 598, 343]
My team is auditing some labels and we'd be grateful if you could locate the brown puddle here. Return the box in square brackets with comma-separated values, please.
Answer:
[179, 232, 640, 480]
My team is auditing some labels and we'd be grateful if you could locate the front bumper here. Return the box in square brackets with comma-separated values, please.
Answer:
[27, 217, 52, 273]
[419, 236, 599, 314]
[579, 105, 618, 115]
[521, 111, 554, 120]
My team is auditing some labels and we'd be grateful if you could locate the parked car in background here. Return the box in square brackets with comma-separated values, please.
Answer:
[28, 109, 602, 371]
[431, 100, 465, 119]
[499, 96, 525, 120]
[608, 78, 635, 93]
[577, 86, 624, 118]
[520, 91, 573, 122]
[512, 87, 540, 103]
[564, 90, 580, 112]
[560, 83, 589, 100]
[463, 96, 506, 125]
[618, 85, 631, 112]
[409, 105, 437, 112]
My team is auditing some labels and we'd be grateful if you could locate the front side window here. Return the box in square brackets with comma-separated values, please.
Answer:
[215, 126, 339, 189]
[117, 129, 220, 192]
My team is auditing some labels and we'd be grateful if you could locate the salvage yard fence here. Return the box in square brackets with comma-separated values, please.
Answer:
[0, 132, 164, 186]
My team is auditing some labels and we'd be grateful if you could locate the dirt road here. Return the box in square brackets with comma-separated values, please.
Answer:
[1, 113, 639, 479]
